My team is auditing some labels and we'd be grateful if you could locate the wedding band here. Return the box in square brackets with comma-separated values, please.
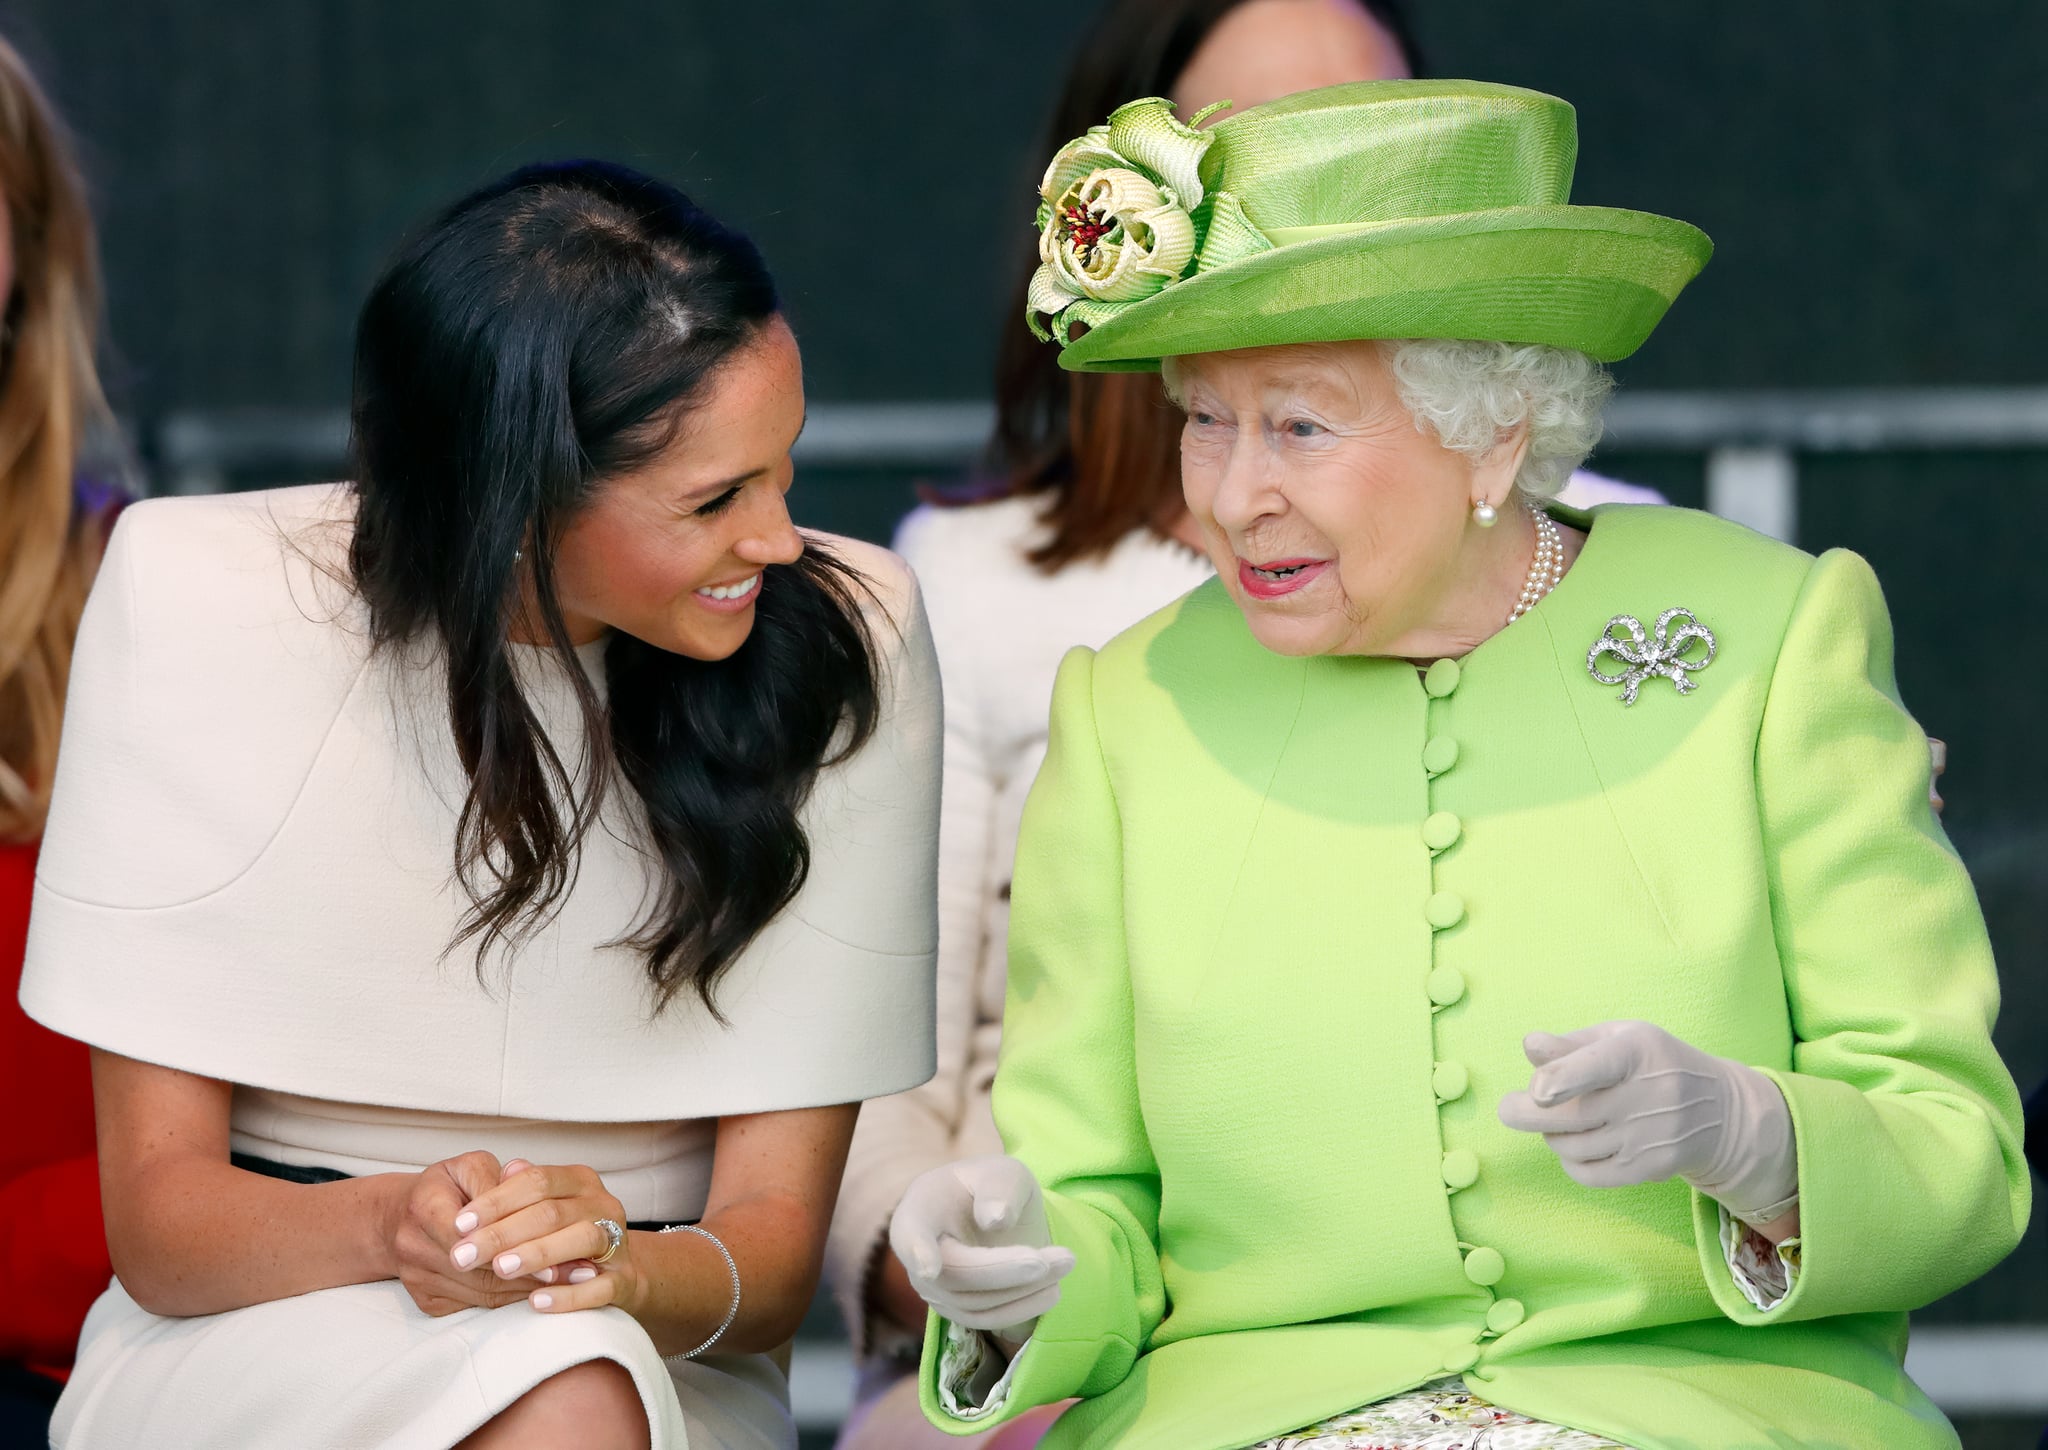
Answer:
[592, 1217, 625, 1264]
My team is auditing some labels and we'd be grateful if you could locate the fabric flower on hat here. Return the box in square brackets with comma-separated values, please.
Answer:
[1028, 97, 1227, 344]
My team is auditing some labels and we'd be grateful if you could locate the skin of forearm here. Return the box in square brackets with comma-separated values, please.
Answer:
[1752, 1206, 1801, 1246]
[874, 1237, 931, 1333]
[623, 1191, 823, 1356]
[107, 1156, 408, 1318]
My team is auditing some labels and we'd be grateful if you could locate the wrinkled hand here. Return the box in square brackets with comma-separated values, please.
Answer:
[889, 1155, 1074, 1336]
[452, 1158, 630, 1316]
[1498, 1020, 1798, 1224]
[392, 1151, 548, 1316]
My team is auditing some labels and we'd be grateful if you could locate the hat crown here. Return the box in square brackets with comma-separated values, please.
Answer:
[1203, 80, 1580, 230]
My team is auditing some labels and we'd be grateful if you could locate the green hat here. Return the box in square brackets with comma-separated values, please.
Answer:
[1027, 80, 1711, 371]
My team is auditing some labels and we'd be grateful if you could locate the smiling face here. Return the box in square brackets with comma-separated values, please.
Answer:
[1172, 339, 1526, 658]
[544, 317, 806, 661]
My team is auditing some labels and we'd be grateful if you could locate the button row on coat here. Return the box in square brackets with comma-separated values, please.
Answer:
[1425, 654, 1503, 1369]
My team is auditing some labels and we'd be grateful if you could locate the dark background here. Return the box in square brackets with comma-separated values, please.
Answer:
[7, 0, 2043, 1439]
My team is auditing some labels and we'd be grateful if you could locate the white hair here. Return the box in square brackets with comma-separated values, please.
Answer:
[1382, 339, 1613, 499]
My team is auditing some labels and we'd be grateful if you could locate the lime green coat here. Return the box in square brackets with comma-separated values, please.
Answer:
[919, 504, 2029, 1450]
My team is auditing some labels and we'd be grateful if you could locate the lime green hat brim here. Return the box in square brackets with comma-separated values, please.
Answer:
[1055, 204, 1713, 372]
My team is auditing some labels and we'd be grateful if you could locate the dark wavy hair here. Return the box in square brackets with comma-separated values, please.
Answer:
[348, 160, 881, 1016]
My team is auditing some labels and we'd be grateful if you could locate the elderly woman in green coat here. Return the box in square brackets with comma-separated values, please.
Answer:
[887, 80, 2030, 1450]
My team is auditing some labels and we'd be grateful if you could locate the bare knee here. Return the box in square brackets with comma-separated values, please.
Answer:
[458, 1359, 650, 1450]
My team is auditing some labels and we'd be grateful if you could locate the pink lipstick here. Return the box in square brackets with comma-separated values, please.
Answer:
[1237, 557, 1329, 600]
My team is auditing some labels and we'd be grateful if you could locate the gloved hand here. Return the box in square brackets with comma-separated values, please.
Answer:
[889, 1154, 1076, 1336]
[1498, 1020, 1799, 1224]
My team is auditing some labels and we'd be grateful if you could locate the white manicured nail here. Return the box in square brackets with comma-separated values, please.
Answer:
[452, 1243, 479, 1269]
[533, 1292, 553, 1310]
[569, 1266, 596, 1284]
[496, 1252, 521, 1276]
[455, 1211, 478, 1234]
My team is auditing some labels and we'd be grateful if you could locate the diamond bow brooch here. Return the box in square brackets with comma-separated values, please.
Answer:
[1587, 607, 1718, 706]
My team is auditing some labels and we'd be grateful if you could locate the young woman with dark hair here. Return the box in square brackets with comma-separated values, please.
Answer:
[20, 161, 942, 1450]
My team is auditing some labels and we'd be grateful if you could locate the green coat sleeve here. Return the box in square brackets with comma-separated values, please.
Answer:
[1693, 548, 2031, 1322]
[919, 646, 1167, 1427]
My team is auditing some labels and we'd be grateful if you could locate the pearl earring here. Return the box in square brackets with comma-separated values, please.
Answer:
[1472, 500, 1499, 528]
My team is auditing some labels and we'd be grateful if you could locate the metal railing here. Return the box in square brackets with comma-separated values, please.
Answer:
[153, 387, 2048, 548]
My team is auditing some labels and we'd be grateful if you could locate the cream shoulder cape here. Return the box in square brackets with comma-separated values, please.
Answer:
[20, 484, 940, 1120]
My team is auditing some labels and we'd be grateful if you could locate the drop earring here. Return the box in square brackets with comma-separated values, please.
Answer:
[1472, 499, 1499, 527]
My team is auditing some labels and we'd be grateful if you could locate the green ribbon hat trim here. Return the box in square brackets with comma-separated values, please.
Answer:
[1027, 80, 1713, 370]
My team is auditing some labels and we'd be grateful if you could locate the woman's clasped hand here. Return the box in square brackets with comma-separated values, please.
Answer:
[388, 1150, 631, 1320]
[388, 1151, 547, 1316]
[436, 1157, 631, 1314]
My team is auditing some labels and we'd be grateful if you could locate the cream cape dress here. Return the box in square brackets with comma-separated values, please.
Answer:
[18, 484, 943, 1450]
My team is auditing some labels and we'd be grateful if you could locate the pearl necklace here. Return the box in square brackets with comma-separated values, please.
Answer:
[1507, 510, 1564, 625]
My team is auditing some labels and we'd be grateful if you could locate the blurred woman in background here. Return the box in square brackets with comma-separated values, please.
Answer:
[825, 4, 1424, 1448]
[0, 32, 124, 1446]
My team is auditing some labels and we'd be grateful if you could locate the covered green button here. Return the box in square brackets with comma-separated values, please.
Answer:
[1426, 965, 1467, 1007]
[1422, 811, 1463, 851]
[1422, 735, 1460, 775]
[1486, 1299, 1527, 1333]
[1441, 1344, 1481, 1374]
[1464, 1247, 1505, 1286]
[1442, 1149, 1479, 1190]
[1424, 658, 1461, 697]
[1432, 1061, 1470, 1101]
[1426, 891, 1466, 929]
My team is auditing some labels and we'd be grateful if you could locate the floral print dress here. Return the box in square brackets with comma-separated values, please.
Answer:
[1252, 1378, 1627, 1450]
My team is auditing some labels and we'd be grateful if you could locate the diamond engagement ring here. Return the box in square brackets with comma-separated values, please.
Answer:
[592, 1217, 626, 1264]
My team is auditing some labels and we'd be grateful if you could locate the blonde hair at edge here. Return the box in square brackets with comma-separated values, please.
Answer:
[1165, 339, 1615, 499]
[0, 35, 116, 842]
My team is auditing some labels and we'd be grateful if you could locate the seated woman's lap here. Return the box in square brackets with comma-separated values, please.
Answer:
[53, 1277, 706, 1449]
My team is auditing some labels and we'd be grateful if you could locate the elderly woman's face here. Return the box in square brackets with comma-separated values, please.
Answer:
[1173, 340, 1501, 658]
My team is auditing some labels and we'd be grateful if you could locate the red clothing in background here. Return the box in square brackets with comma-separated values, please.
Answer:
[1, 838, 108, 1380]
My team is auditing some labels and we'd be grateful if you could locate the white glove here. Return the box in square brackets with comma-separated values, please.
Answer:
[889, 1154, 1076, 1335]
[1497, 1020, 1799, 1224]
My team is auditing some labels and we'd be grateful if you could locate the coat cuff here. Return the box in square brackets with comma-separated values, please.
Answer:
[918, 1193, 1141, 1431]
[1692, 1067, 1849, 1323]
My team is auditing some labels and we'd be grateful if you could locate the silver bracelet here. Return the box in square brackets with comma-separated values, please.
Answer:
[660, 1223, 741, 1360]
